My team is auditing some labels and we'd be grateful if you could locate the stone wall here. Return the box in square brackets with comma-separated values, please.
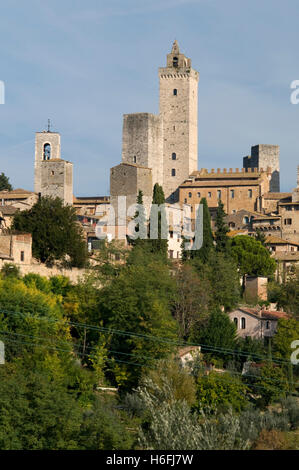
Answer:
[159, 67, 199, 202]
[243, 145, 280, 192]
[110, 163, 153, 224]
[122, 113, 163, 188]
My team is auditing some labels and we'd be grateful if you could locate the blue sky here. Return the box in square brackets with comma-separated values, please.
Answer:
[0, 0, 299, 195]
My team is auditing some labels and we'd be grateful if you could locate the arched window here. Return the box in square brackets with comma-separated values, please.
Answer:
[241, 317, 246, 329]
[173, 57, 178, 67]
[43, 143, 51, 160]
[172, 152, 176, 160]
[173, 89, 177, 96]
[266, 320, 270, 330]
[234, 318, 238, 328]
[171, 169, 176, 177]
[188, 192, 192, 198]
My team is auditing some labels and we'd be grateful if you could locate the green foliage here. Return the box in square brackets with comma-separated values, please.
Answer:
[190, 197, 214, 263]
[128, 190, 148, 249]
[0, 263, 21, 279]
[215, 199, 229, 253]
[0, 362, 133, 450]
[0, 172, 12, 191]
[12, 196, 88, 267]
[137, 378, 250, 450]
[272, 318, 299, 359]
[173, 263, 210, 339]
[190, 310, 237, 363]
[148, 183, 168, 259]
[268, 272, 299, 319]
[244, 363, 289, 408]
[140, 359, 197, 406]
[195, 372, 249, 413]
[194, 251, 241, 312]
[230, 235, 276, 278]
[99, 259, 178, 390]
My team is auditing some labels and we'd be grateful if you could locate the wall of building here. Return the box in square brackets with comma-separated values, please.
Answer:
[122, 113, 163, 188]
[243, 145, 280, 192]
[179, 168, 270, 217]
[159, 42, 199, 202]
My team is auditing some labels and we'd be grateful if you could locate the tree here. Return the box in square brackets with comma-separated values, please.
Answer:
[149, 183, 168, 259]
[128, 190, 148, 248]
[12, 196, 88, 267]
[192, 251, 241, 312]
[244, 363, 289, 408]
[99, 259, 178, 390]
[272, 318, 299, 360]
[255, 229, 267, 246]
[173, 264, 210, 339]
[191, 309, 237, 364]
[195, 371, 249, 413]
[230, 235, 276, 282]
[215, 199, 229, 253]
[191, 197, 214, 263]
[0, 172, 12, 191]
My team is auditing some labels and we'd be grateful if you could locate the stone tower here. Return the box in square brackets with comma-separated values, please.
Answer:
[243, 145, 280, 192]
[159, 40, 199, 202]
[34, 128, 73, 206]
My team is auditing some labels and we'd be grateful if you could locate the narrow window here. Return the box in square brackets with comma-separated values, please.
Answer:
[241, 317, 246, 329]
[217, 190, 221, 199]
[133, 156, 137, 163]
[51, 171, 54, 176]
[173, 89, 177, 96]
[171, 169, 176, 177]
[230, 189, 235, 199]
[197, 192, 201, 198]
[169, 231, 173, 239]
[172, 152, 176, 160]
[234, 318, 238, 329]
[208, 192, 211, 198]
[248, 189, 252, 198]
[20, 251, 24, 262]
[188, 192, 192, 198]
[266, 321, 270, 330]
[173, 57, 178, 67]
[43, 143, 51, 160]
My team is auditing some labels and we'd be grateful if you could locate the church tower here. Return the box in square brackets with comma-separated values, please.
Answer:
[34, 125, 73, 206]
[159, 40, 199, 201]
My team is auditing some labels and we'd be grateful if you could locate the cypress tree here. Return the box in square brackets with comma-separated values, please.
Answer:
[215, 199, 229, 253]
[191, 197, 214, 262]
[149, 183, 168, 259]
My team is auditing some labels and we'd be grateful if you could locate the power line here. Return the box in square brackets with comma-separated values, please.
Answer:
[0, 329, 294, 388]
[0, 307, 292, 366]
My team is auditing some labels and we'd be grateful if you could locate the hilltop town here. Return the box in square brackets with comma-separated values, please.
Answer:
[1, 41, 299, 283]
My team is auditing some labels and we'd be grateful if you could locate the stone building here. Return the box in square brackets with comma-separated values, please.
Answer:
[278, 166, 299, 243]
[243, 145, 280, 192]
[179, 167, 271, 219]
[110, 39, 200, 224]
[228, 306, 289, 340]
[34, 128, 73, 206]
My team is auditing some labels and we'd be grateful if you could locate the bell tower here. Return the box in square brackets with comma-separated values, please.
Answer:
[159, 40, 199, 201]
[34, 124, 73, 206]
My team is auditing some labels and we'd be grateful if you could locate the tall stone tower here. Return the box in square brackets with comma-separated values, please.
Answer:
[34, 127, 73, 206]
[159, 40, 199, 202]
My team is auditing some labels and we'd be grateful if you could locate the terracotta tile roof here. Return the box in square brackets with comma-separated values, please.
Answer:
[235, 306, 289, 321]
[266, 235, 299, 246]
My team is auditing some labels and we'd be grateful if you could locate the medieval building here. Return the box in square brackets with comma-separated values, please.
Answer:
[34, 128, 73, 206]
